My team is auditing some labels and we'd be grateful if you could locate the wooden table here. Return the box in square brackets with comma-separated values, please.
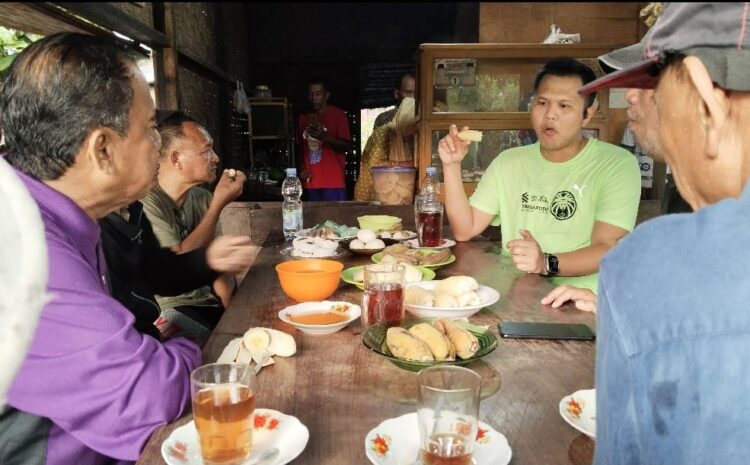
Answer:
[138, 229, 596, 465]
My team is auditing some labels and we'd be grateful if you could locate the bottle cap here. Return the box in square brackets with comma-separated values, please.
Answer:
[286, 168, 297, 177]
[426, 167, 437, 176]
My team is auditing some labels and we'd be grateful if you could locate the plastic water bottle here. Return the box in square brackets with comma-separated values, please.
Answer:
[282, 168, 303, 239]
[416, 167, 444, 247]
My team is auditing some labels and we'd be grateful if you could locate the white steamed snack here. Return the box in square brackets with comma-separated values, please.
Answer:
[392, 230, 414, 240]
[380, 231, 392, 239]
[401, 262, 423, 283]
[350, 239, 366, 250]
[353, 270, 364, 282]
[357, 229, 377, 243]
[292, 237, 338, 257]
[434, 276, 479, 296]
[365, 239, 386, 249]
[457, 291, 482, 307]
[406, 286, 435, 307]
[434, 292, 459, 308]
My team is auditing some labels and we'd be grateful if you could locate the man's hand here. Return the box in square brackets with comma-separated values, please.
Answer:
[306, 123, 326, 141]
[213, 169, 246, 208]
[206, 235, 256, 273]
[299, 168, 312, 183]
[437, 124, 472, 166]
[541, 285, 597, 313]
[507, 229, 545, 274]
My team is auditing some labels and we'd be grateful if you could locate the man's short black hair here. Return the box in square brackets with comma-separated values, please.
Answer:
[157, 111, 199, 155]
[307, 78, 327, 92]
[395, 72, 415, 90]
[0, 33, 138, 180]
[533, 57, 598, 115]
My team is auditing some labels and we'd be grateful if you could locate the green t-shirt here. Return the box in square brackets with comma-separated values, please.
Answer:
[469, 139, 641, 292]
[140, 185, 221, 309]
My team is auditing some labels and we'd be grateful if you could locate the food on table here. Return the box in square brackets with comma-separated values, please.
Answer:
[352, 261, 422, 284]
[435, 319, 479, 359]
[380, 231, 392, 239]
[435, 276, 479, 295]
[292, 237, 338, 258]
[405, 286, 435, 306]
[391, 230, 414, 240]
[287, 302, 352, 325]
[350, 229, 387, 252]
[408, 323, 454, 361]
[457, 129, 484, 142]
[217, 327, 297, 372]
[380, 244, 451, 266]
[301, 220, 359, 239]
[373, 170, 415, 205]
[405, 276, 482, 308]
[384, 319, 478, 362]
[386, 327, 434, 362]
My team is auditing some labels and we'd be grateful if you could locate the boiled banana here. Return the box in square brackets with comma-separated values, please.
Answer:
[386, 327, 434, 362]
[408, 323, 454, 361]
[435, 319, 479, 359]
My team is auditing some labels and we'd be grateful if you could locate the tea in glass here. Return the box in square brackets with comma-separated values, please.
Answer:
[416, 366, 481, 465]
[416, 209, 443, 247]
[191, 363, 256, 465]
[361, 263, 405, 331]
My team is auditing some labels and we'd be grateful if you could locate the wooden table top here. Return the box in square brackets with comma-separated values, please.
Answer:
[138, 234, 596, 465]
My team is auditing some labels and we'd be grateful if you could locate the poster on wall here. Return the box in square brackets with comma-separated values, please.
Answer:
[434, 59, 477, 88]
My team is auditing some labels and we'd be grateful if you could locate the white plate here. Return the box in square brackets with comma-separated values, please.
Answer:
[278, 301, 361, 335]
[404, 282, 500, 319]
[559, 388, 596, 439]
[162, 408, 309, 465]
[381, 231, 416, 241]
[365, 412, 511, 465]
[403, 238, 457, 249]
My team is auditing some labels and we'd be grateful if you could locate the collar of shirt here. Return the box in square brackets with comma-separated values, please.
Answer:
[13, 167, 105, 281]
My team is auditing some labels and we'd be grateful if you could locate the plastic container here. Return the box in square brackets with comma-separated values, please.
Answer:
[282, 168, 303, 239]
[370, 165, 417, 205]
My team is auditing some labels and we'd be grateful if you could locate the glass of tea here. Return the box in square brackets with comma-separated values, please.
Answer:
[191, 363, 257, 465]
[416, 199, 444, 248]
[361, 263, 405, 332]
[416, 366, 481, 465]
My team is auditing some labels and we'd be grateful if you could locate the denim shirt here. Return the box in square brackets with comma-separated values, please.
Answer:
[595, 183, 750, 465]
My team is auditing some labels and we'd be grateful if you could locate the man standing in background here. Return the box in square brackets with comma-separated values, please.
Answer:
[297, 78, 352, 201]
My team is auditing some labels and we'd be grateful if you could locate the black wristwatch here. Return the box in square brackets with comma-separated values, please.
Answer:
[544, 253, 560, 276]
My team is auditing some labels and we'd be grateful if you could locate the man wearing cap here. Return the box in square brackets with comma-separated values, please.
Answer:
[439, 58, 641, 293]
[579, 3, 750, 463]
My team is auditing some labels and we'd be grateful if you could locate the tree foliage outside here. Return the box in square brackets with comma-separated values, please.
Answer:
[0, 27, 43, 79]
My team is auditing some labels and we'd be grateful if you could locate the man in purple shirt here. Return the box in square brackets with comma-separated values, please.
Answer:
[0, 33, 202, 465]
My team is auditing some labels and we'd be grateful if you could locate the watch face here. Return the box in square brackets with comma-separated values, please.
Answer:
[548, 254, 560, 274]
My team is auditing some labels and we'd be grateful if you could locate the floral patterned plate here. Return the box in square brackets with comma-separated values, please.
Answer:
[364, 412, 511, 465]
[162, 408, 309, 465]
[559, 388, 596, 439]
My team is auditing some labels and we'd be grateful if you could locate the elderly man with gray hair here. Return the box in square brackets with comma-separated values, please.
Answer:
[578, 3, 750, 464]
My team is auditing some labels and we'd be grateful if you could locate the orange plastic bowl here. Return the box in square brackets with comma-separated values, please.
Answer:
[275, 259, 344, 302]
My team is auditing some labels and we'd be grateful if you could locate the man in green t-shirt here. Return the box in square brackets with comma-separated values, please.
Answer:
[141, 112, 246, 339]
[438, 58, 641, 292]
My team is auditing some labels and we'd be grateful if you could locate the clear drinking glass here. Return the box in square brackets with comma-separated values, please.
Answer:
[416, 366, 481, 465]
[191, 363, 257, 465]
[361, 263, 406, 332]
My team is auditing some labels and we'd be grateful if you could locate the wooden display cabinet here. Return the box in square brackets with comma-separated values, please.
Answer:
[416, 43, 622, 196]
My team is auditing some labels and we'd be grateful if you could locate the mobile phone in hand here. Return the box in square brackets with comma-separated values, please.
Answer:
[498, 322, 595, 341]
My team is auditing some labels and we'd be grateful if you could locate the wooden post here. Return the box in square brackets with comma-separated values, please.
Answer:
[153, 2, 179, 109]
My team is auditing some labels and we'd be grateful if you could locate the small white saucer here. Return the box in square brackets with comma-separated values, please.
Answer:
[162, 408, 309, 465]
[364, 412, 511, 465]
[559, 389, 596, 439]
[404, 238, 456, 249]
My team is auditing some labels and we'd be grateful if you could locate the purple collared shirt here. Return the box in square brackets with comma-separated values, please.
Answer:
[8, 168, 202, 465]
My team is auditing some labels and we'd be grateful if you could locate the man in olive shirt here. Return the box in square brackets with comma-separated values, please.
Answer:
[141, 112, 246, 340]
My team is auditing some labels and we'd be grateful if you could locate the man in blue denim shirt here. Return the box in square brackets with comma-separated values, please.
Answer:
[579, 3, 750, 464]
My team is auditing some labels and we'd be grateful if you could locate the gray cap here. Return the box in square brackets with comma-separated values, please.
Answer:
[581, 2, 750, 95]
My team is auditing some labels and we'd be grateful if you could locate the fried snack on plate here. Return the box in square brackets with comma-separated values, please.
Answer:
[409, 323, 454, 361]
[435, 319, 479, 359]
[457, 129, 483, 142]
[386, 327, 434, 362]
